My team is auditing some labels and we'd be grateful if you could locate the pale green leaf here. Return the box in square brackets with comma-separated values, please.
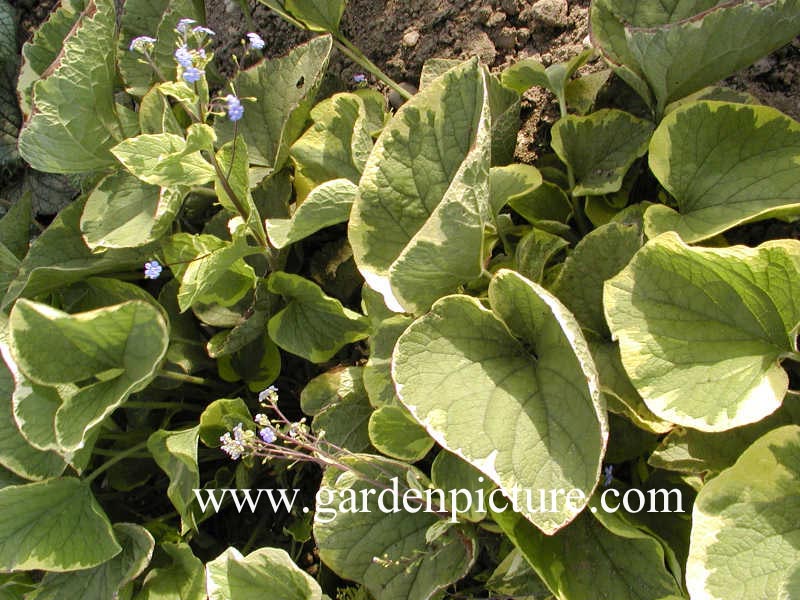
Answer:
[431, 450, 495, 523]
[206, 546, 322, 600]
[81, 171, 183, 250]
[551, 109, 654, 196]
[0, 477, 120, 571]
[267, 272, 369, 363]
[290, 93, 375, 198]
[591, 0, 800, 112]
[266, 179, 357, 248]
[687, 425, 800, 600]
[148, 427, 200, 534]
[138, 87, 183, 134]
[0, 343, 66, 480]
[28, 523, 154, 600]
[215, 36, 333, 171]
[17, 0, 85, 116]
[489, 164, 543, 215]
[112, 133, 215, 188]
[2, 199, 152, 309]
[350, 59, 491, 313]
[314, 455, 476, 600]
[9, 300, 169, 453]
[495, 500, 684, 600]
[363, 314, 413, 408]
[551, 221, 643, 337]
[199, 398, 253, 448]
[0, 193, 31, 260]
[284, 0, 346, 32]
[17, 0, 122, 173]
[394, 269, 607, 532]
[649, 397, 800, 476]
[514, 227, 569, 284]
[646, 101, 800, 242]
[136, 542, 205, 600]
[604, 232, 800, 431]
[368, 405, 434, 462]
[162, 233, 257, 313]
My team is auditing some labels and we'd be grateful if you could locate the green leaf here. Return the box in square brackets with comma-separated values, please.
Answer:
[17, 0, 121, 173]
[301, 367, 372, 452]
[215, 35, 333, 171]
[27, 523, 154, 600]
[266, 179, 357, 248]
[514, 227, 569, 284]
[136, 542, 205, 600]
[314, 455, 476, 600]
[206, 546, 323, 600]
[9, 299, 169, 453]
[419, 58, 462, 90]
[431, 450, 495, 523]
[162, 233, 257, 313]
[394, 269, 607, 532]
[0, 343, 67, 480]
[508, 180, 572, 224]
[368, 405, 434, 462]
[81, 172, 183, 250]
[687, 425, 800, 600]
[551, 109, 654, 196]
[495, 500, 684, 600]
[199, 398, 253, 448]
[139, 87, 183, 135]
[0, 477, 120, 571]
[489, 164, 543, 215]
[112, 133, 215, 189]
[267, 272, 370, 363]
[551, 221, 643, 337]
[290, 93, 376, 198]
[501, 49, 594, 99]
[604, 232, 800, 432]
[0, 193, 32, 260]
[363, 314, 413, 407]
[649, 396, 800, 477]
[645, 101, 800, 242]
[2, 199, 152, 309]
[350, 59, 491, 313]
[147, 427, 200, 535]
[17, 0, 85, 116]
[591, 0, 800, 112]
[565, 69, 612, 115]
[284, 0, 346, 32]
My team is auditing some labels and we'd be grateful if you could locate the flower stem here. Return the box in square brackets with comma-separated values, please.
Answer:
[85, 441, 149, 484]
[157, 369, 213, 386]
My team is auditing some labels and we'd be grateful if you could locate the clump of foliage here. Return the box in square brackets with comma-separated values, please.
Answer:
[0, 0, 799, 598]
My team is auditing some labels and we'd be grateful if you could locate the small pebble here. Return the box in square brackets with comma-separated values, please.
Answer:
[402, 28, 420, 47]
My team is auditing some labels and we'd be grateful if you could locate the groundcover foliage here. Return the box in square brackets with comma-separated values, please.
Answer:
[0, 0, 799, 597]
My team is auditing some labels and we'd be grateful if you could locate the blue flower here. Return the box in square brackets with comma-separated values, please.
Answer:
[353, 73, 366, 83]
[259, 427, 277, 444]
[193, 25, 216, 37]
[225, 94, 244, 121]
[258, 385, 278, 404]
[603, 464, 613, 487]
[183, 66, 203, 83]
[129, 36, 156, 53]
[246, 32, 265, 50]
[174, 45, 193, 68]
[176, 18, 196, 34]
[143, 260, 163, 279]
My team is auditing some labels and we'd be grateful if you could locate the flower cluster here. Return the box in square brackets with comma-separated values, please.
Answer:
[219, 386, 317, 462]
[129, 36, 156, 53]
[247, 32, 265, 50]
[225, 94, 244, 121]
[143, 260, 163, 280]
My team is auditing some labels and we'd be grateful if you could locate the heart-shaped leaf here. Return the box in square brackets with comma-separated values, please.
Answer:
[394, 269, 607, 532]
[605, 232, 800, 432]
[646, 101, 800, 242]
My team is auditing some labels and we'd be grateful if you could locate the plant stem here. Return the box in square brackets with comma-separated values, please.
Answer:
[334, 37, 412, 100]
[157, 369, 213, 386]
[556, 97, 590, 236]
[85, 441, 149, 484]
[124, 400, 203, 411]
[190, 186, 218, 197]
[237, 0, 257, 32]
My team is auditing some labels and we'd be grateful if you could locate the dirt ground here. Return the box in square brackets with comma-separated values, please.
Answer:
[205, 0, 799, 163]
